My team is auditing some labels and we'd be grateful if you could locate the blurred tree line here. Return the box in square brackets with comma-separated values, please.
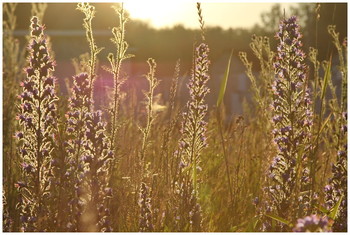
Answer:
[9, 3, 347, 66]
[258, 3, 347, 60]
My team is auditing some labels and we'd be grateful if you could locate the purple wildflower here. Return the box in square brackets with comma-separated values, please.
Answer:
[324, 112, 347, 232]
[82, 110, 113, 231]
[293, 215, 331, 232]
[266, 16, 313, 230]
[16, 16, 58, 232]
[178, 42, 210, 181]
[174, 43, 209, 232]
[64, 72, 93, 231]
[139, 182, 154, 232]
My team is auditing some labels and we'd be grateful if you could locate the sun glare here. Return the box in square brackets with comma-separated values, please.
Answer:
[123, 1, 193, 28]
[123, 1, 156, 20]
[123, 2, 297, 29]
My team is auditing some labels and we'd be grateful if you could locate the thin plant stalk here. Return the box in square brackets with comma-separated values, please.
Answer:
[106, 4, 133, 166]
[216, 108, 234, 206]
[77, 3, 103, 110]
[140, 58, 159, 163]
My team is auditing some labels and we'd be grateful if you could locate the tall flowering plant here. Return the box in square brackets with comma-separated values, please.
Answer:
[139, 182, 153, 232]
[64, 73, 91, 231]
[65, 73, 113, 232]
[82, 110, 113, 231]
[179, 43, 210, 191]
[15, 16, 58, 231]
[324, 25, 347, 232]
[324, 112, 347, 232]
[266, 16, 313, 229]
[137, 58, 159, 232]
[175, 42, 210, 231]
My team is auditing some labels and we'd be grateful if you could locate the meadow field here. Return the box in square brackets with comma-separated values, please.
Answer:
[2, 2, 347, 232]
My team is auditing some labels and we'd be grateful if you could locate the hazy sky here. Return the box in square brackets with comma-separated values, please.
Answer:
[123, 2, 297, 29]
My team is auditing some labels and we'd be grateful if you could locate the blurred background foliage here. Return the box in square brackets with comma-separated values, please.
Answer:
[4, 3, 346, 116]
[8, 3, 347, 63]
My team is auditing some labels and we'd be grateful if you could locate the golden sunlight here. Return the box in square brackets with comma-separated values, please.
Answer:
[123, 2, 297, 29]
[123, 1, 194, 28]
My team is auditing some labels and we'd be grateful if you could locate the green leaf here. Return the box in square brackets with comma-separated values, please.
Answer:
[216, 50, 233, 107]
[314, 203, 329, 214]
[321, 54, 332, 100]
[329, 195, 343, 220]
[320, 114, 331, 134]
[265, 213, 292, 227]
[246, 215, 260, 232]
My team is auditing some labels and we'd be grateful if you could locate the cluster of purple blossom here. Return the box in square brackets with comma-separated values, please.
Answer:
[16, 17, 113, 232]
[266, 16, 313, 230]
[173, 175, 202, 232]
[174, 42, 210, 232]
[64, 73, 91, 231]
[16, 16, 58, 232]
[293, 214, 331, 232]
[139, 182, 153, 232]
[63, 58, 113, 232]
[178, 43, 210, 172]
[324, 111, 347, 232]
